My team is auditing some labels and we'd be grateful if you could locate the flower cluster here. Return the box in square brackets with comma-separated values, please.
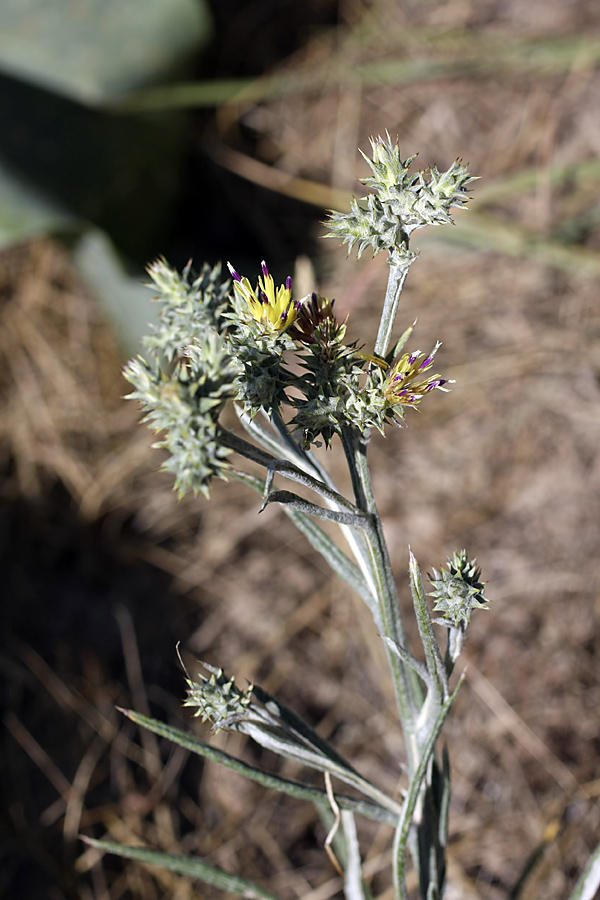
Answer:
[124, 138, 471, 497]
[428, 550, 489, 628]
[286, 292, 367, 446]
[288, 291, 337, 346]
[124, 260, 241, 497]
[327, 134, 476, 264]
[125, 254, 452, 489]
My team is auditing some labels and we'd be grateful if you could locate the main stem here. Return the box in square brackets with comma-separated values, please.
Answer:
[341, 426, 423, 774]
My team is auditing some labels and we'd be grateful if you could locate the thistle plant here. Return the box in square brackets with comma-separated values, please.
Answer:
[81, 136, 599, 900]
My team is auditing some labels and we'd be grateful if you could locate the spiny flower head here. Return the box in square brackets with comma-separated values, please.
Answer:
[326, 135, 476, 263]
[362, 135, 475, 222]
[124, 329, 237, 498]
[228, 260, 300, 334]
[183, 663, 254, 732]
[143, 259, 231, 358]
[288, 292, 339, 344]
[428, 550, 489, 628]
[383, 339, 449, 415]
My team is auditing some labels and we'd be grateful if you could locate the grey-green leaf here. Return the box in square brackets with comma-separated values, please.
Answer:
[120, 708, 399, 826]
[81, 837, 281, 900]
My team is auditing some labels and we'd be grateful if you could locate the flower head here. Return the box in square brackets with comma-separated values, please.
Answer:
[183, 662, 254, 731]
[124, 330, 237, 498]
[228, 261, 299, 334]
[428, 551, 489, 628]
[383, 341, 449, 413]
[289, 292, 338, 344]
[326, 135, 476, 264]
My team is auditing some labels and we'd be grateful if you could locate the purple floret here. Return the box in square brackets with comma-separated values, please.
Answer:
[227, 262, 242, 282]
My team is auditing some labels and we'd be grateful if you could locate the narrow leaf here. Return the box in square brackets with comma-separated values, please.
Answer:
[120, 709, 398, 826]
[264, 490, 369, 527]
[382, 636, 432, 688]
[408, 550, 447, 699]
[567, 840, 600, 900]
[392, 676, 464, 900]
[81, 837, 280, 900]
[239, 406, 331, 487]
[231, 465, 375, 607]
[250, 687, 358, 773]
[245, 687, 403, 816]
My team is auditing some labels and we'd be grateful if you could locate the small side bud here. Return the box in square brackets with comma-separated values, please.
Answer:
[428, 550, 489, 628]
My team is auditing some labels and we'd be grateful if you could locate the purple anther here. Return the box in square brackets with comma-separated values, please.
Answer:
[281, 304, 292, 321]
[227, 262, 242, 282]
[285, 275, 292, 291]
[294, 300, 302, 309]
[419, 355, 434, 369]
[408, 351, 420, 365]
[260, 290, 269, 304]
[331, 298, 336, 308]
[261, 261, 269, 277]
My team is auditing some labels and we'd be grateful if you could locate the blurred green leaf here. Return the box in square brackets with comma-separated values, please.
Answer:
[419, 209, 600, 278]
[0, 0, 212, 105]
[113, 34, 600, 112]
[0, 158, 76, 249]
[72, 229, 159, 357]
[0, 74, 187, 262]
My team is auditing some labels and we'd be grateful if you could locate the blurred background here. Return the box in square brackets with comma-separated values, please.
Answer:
[2, 1, 600, 899]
